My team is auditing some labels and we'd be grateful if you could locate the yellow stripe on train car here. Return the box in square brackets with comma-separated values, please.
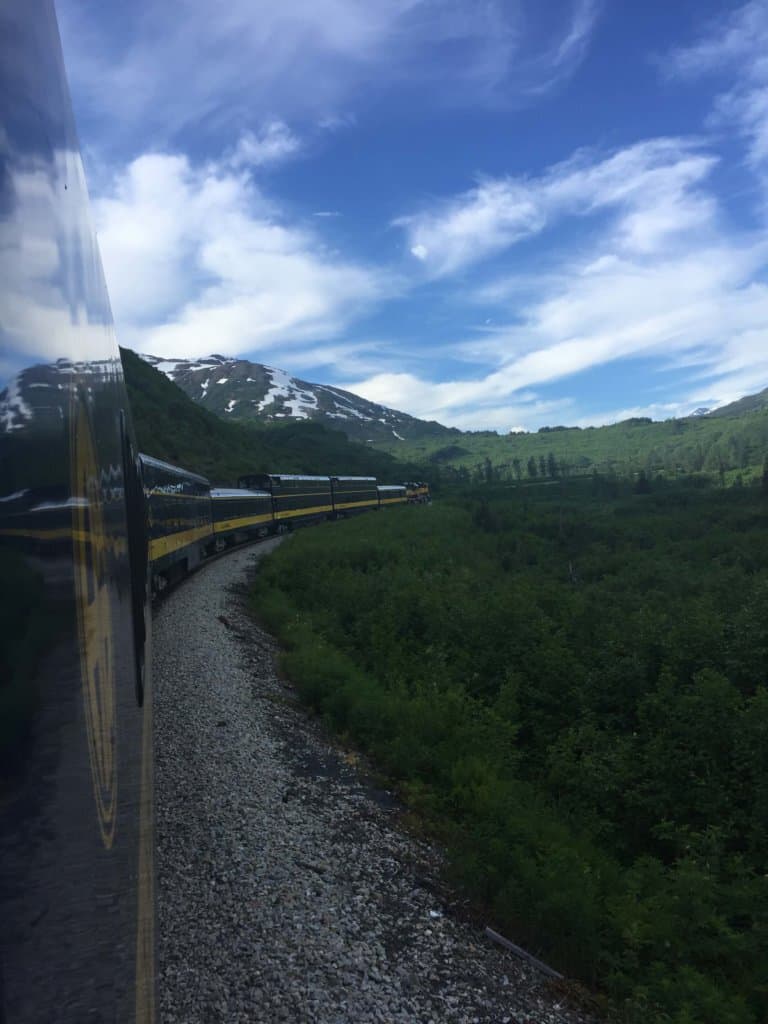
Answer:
[0, 526, 129, 552]
[212, 512, 273, 533]
[334, 498, 379, 510]
[274, 503, 334, 520]
[148, 524, 211, 562]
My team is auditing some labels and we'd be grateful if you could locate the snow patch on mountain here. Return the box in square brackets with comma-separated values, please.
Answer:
[256, 365, 319, 420]
[138, 352, 452, 443]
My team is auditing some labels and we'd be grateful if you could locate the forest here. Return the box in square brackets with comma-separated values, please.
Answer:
[251, 475, 768, 1023]
[372, 404, 768, 489]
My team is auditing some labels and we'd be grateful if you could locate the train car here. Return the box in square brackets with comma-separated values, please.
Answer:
[377, 484, 408, 507]
[331, 475, 379, 516]
[0, 2, 155, 1020]
[140, 454, 213, 587]
[238, 473, 333, 528]
[211, 487, 274, 548]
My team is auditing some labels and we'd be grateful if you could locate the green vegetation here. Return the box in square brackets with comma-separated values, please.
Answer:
[121, 348, 418, 483]
[252, 478, 768, 1022]
[372, 407, 768, 488]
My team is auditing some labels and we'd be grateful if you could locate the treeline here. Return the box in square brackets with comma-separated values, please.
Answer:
[252, 477, 768, 1023]
[393, 408, 768, 488]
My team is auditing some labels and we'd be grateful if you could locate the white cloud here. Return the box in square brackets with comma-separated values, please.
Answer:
[94, 150, 388, 358]
[0, 151, 117, 367]
[230, 121, 302, 168]
[667, 1, 768, 174]
[396, 138, 717, 276]
[350, 131, 768, 429]
[58, 0, 600, 152]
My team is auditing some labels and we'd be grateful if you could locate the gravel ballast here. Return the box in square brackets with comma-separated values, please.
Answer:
[153, 541, 603, 1024]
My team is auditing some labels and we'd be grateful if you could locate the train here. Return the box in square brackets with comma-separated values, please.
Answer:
[0, 4, 428, 1019]
[142, 456, 427, 592]
[0, 2, 155, 1020]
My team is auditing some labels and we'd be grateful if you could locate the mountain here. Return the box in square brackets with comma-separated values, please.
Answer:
[707, 386, 768, 418]
[139, 354, 454, 444]
[120, 349, 423, 485]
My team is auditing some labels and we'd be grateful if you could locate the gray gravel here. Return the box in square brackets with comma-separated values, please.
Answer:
[153, 541, 603, 1024]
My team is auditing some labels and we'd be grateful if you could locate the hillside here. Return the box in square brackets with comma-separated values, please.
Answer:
[140, 354, 454, 444]
[707, 385, 768, 418]
[123, 349, 768, 487]
[120, 349, 420, 485]
[372, 409, 768, 484]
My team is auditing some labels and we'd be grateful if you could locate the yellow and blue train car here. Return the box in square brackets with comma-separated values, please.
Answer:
[140, 454, 212, 585]
[0, 2, 155, 1018]
[238, 473, 333, 528]
[377, 484, 408, 507]
[211, 487, 274, 547]
[331, 475, 379, 515]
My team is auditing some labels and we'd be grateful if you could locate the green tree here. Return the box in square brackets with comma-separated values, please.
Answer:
[634, 469, 651, 494]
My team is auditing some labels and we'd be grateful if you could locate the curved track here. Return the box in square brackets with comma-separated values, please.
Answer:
[153, 542, 599, 1024]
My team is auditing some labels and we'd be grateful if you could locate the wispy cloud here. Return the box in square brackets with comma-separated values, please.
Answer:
[350, 133, 768, 430]
[58, 0, 601, 154]
[94, 149, 390, 359]
[229, 121, 302, 169]
[397, 138, 716, 276]
[667, 1, 768, 174]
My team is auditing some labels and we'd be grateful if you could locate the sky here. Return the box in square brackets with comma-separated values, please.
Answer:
[57, 0, 768, 432]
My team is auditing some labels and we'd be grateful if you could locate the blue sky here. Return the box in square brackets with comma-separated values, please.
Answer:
[58, 0, 768, 431]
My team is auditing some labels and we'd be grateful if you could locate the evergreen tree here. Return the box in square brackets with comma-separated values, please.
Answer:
[527, 456, 538, 478]
[634, 469, 651, 493]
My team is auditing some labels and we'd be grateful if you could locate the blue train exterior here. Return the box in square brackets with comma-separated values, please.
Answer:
[0, 3, 155, 1019]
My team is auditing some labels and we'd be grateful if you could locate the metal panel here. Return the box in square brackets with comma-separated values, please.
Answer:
[0, 3, 155, 1020]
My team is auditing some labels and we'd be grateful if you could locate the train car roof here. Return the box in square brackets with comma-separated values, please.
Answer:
[264, 474, 331, 482]
[331, 476, 377, 483]
[210, 487, 271, 498]
[139, 452, 211, 486]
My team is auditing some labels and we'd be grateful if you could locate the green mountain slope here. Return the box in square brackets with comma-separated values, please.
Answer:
[371, 409, 768, 483]
[708, 385, 768, 418]
[120, 348, 419, 485]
